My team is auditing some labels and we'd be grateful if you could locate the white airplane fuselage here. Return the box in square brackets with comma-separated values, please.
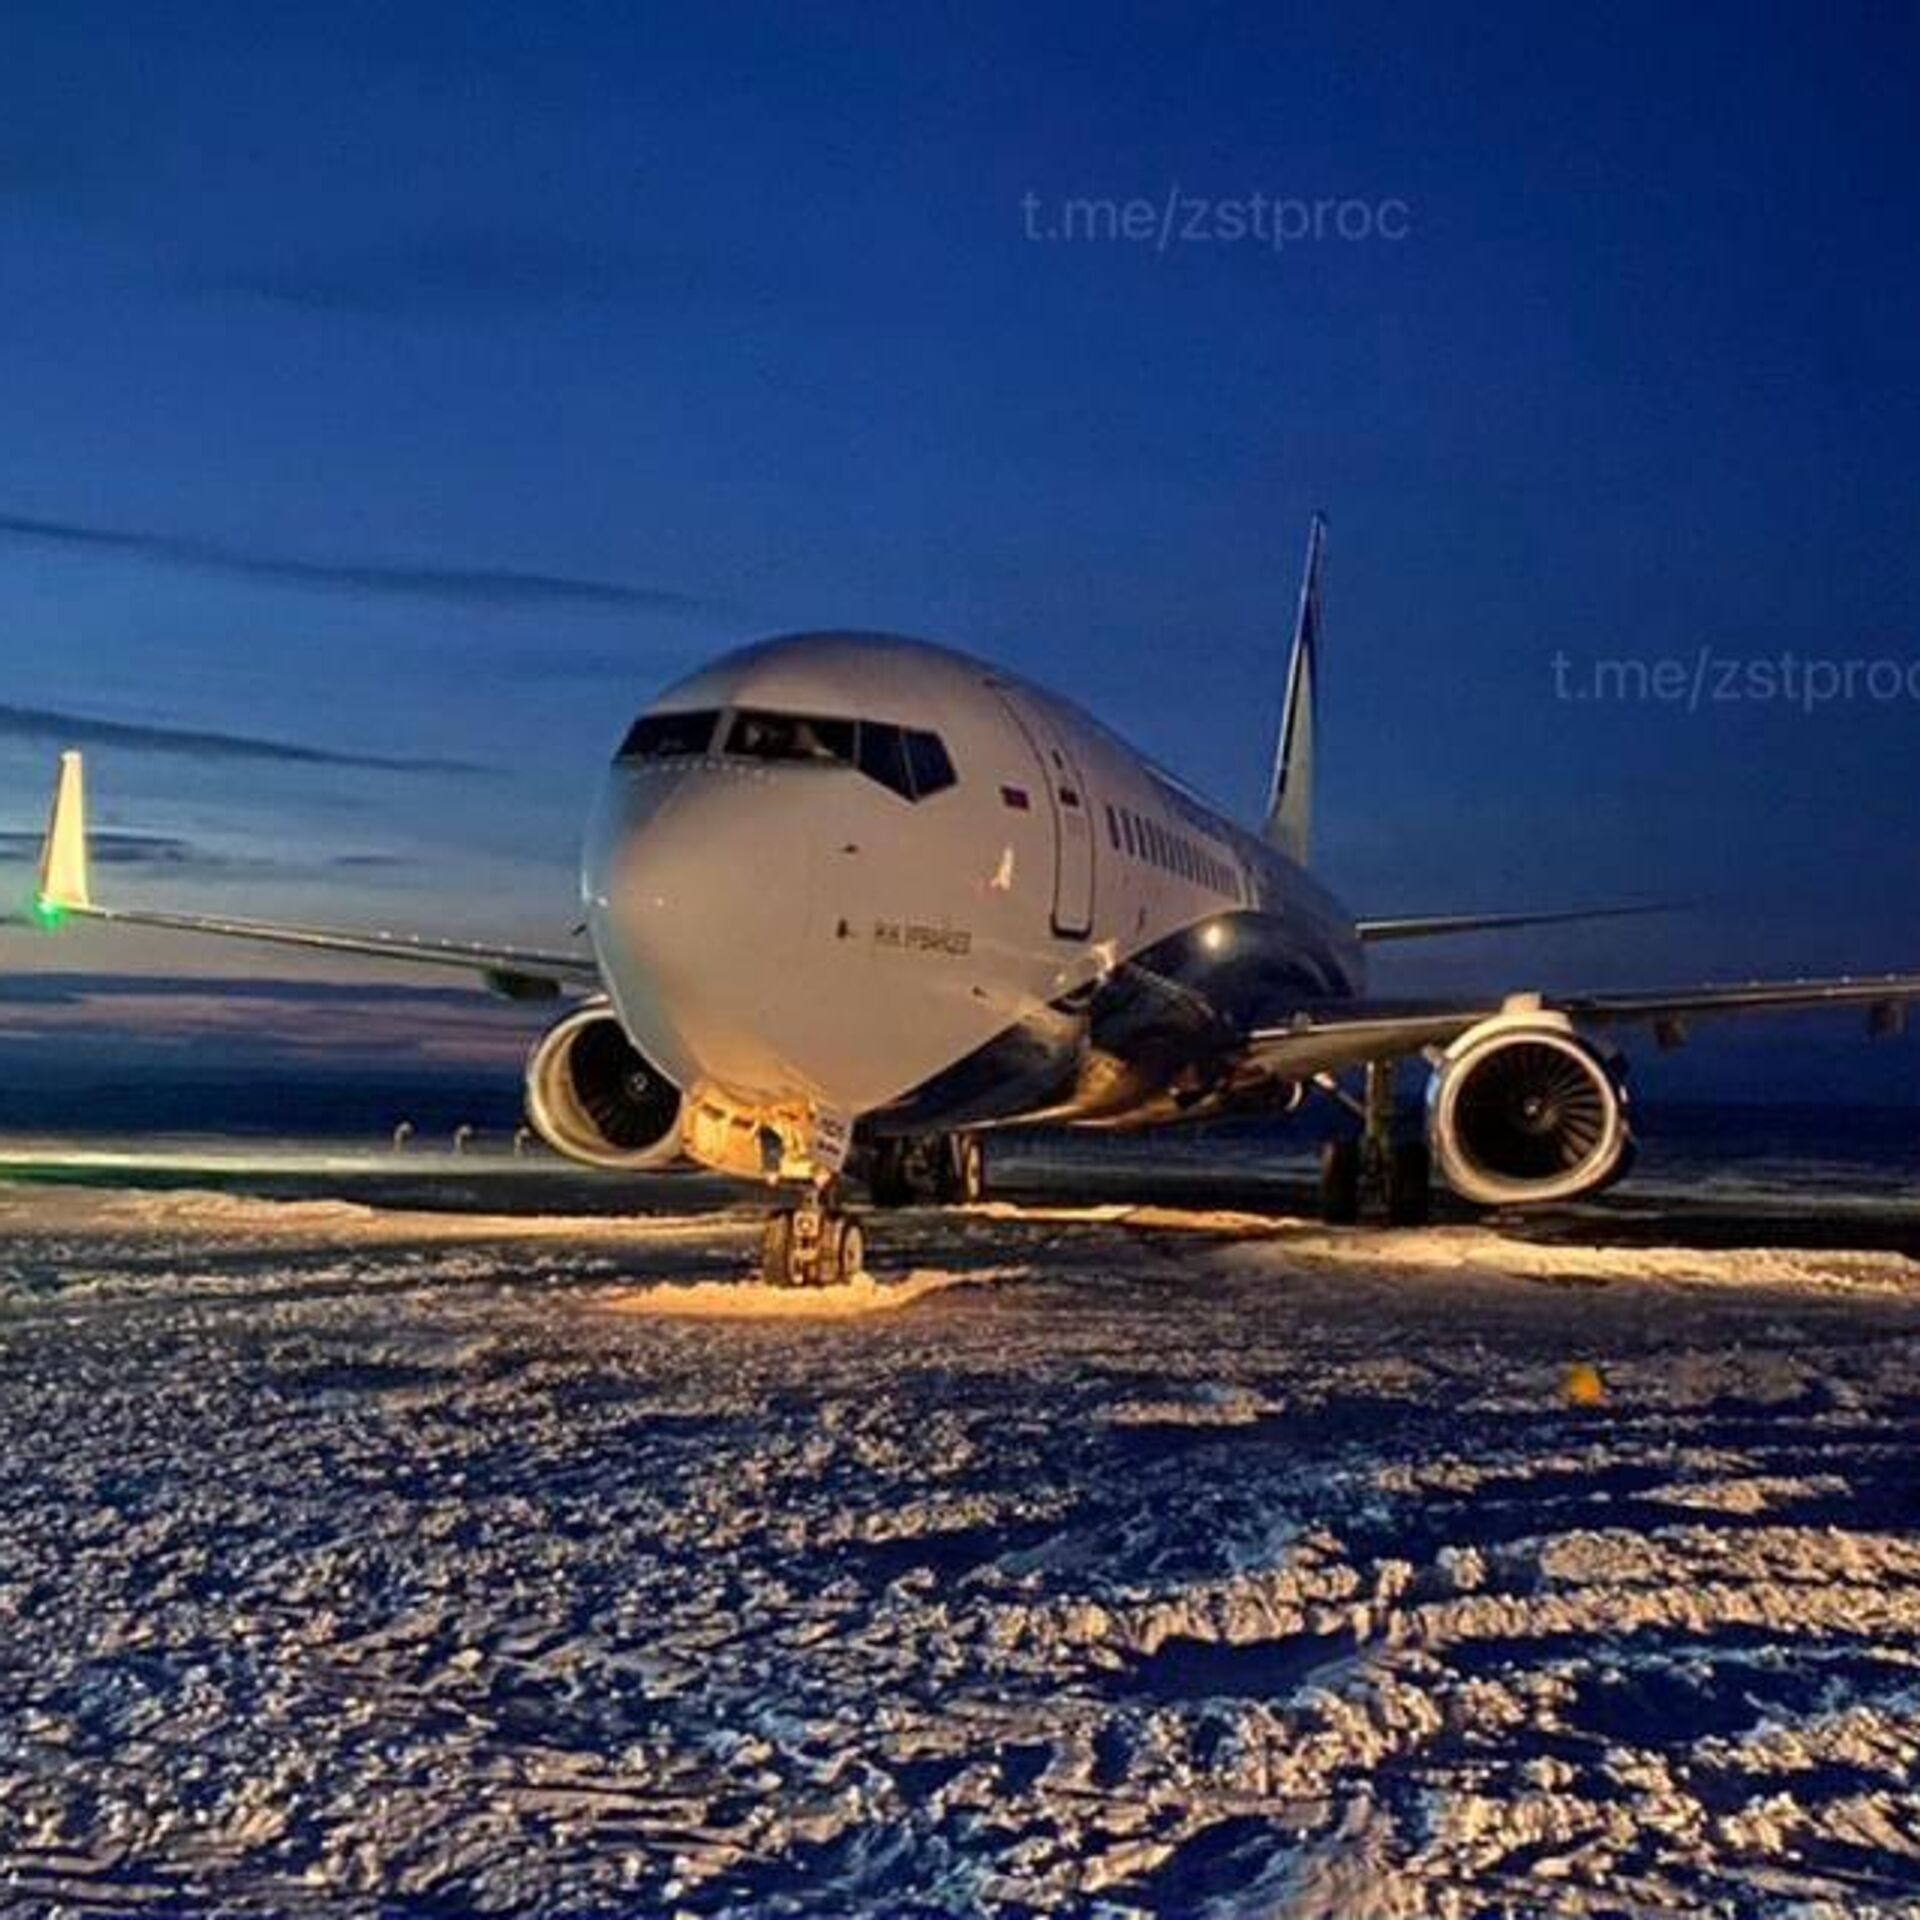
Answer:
[583, 631, 1360, 1175]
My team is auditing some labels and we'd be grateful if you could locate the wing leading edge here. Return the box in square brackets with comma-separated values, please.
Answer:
[1245, 976, 1920, 1078]
[30, 751, 599, 997]
[1354, 904, 1671, 943]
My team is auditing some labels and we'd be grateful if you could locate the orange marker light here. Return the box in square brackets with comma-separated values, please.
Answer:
[1562, 1362, 1608, 1408]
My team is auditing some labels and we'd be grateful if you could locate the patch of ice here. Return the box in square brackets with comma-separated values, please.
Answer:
[968, 1200, 1301, 1236]
[1233, 1225, 1920, 1296]
[600, 1265, 1027, 1318]
[1103, 1384, 1281, 1429]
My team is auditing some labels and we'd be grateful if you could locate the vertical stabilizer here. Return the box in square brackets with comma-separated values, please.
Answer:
[1263, 512, 1324, 865]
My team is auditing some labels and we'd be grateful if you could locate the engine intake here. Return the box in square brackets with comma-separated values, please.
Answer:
[525, 1003, 684, 1170]
[1427, 1014, 1630, 1206]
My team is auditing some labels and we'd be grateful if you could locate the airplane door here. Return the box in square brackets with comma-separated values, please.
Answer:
[991, 684, 1095, 939]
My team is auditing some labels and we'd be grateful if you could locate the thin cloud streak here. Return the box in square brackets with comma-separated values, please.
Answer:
[0, 972, 485, 1008]
[0, 972, 543, 1074]
[0, 830, 211, 869]
[0, 702, 483, 773]
[0, 834, 416, 875]
[0, 512, 705, 613]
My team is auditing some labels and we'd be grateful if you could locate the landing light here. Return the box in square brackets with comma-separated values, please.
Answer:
[1199, 921, 1228, 954]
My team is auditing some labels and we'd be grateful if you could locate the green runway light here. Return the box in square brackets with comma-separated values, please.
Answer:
[29, 895, 66, 931]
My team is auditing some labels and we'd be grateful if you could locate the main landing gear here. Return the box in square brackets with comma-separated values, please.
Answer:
[865, 1132, 987, 1209]
[1316, 1059, 1432, 1228]
[760, 1179, 866, 1288]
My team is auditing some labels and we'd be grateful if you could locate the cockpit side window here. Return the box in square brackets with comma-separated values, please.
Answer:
[903, 729, 957, 798]
[616, 709, 719, 760]
[725, 710, 856, 765]
[857, 722, 915, 799]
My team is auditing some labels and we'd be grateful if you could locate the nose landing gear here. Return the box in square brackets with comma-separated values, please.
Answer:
[759, 1181, 867, 1287]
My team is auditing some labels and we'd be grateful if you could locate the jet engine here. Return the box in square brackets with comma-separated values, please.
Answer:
[1426, 1011, 1631, 1206]
[525, 1002, 684, 1170]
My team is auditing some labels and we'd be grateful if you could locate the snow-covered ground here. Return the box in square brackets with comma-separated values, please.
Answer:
[3, 1162, 1920, 1916]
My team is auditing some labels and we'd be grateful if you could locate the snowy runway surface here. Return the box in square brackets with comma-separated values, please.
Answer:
[4, 1165, 1920, 1916]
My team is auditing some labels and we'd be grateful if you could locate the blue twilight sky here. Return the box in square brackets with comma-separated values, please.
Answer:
[0, 1, 1917, 1098]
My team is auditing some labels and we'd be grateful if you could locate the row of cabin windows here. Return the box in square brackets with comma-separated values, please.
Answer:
[617, 708, 957, 801]
[1105, 800, 1241, 901]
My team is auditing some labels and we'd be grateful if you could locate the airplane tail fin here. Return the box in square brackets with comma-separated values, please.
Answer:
[1263, 512, 1324, 866]
[36, 750, 91, 917]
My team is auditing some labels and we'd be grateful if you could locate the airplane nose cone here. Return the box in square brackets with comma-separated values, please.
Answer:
[584, 768, 816, 1093]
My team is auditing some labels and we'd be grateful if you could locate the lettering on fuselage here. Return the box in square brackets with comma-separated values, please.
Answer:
[873, 917, 973, 958]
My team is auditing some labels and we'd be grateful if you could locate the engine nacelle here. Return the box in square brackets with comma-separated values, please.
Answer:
[1426, 1012, 1631, 1206]
[525, 1003, 684, 1171]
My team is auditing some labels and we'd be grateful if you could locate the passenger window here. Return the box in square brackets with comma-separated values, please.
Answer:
[617, 709, 719, 759]
[1104, 803, 1121, 850]
[904, 730, 957, 798]
[726, 710, 856, 764]
[858, 722, 914, 799]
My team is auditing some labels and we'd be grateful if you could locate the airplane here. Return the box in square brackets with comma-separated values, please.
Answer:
[30, 515, 1920, 1283]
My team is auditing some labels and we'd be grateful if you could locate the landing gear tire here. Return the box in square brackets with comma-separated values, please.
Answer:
[1384, 1138, 1433, 1227]
[935, 1134, 986, 1206]
[1319, 1139, 1362, 1226]
[760, 1210, 795, 1285]
[825, 1216, 866, 1283]
[867, 1141, 914, 1209]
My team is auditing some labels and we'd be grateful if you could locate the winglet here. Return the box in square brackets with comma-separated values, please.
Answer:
[1264, 511, 1324, 867]
[36, 750, 92, 918]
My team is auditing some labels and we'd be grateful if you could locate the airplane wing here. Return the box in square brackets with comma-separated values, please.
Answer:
[1353, 904, 1670, 943]
[1244, 975, 1920, 1077]
[28, 751, 599, 999]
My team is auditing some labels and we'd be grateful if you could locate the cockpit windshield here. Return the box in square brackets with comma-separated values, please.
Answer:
[616, 709, 719, 759]
[616, 705, 957, 801]
[724, 710, 857, 765]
